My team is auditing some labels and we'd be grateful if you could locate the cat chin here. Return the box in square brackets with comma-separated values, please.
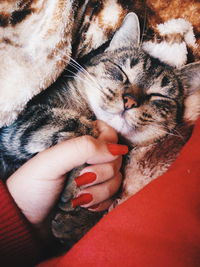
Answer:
[97, 112, 132, 136]
[96, 111, 160, 146]
[121, 127, 162, 147]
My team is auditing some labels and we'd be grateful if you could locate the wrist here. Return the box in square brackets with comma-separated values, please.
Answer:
[6, 176, 30, 221]
[6, 172, 65, 226]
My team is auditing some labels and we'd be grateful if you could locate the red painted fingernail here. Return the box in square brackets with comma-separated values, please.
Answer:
[107, 143, 128, 156]
[72, 193, 93, 208]
[89, 203, 100, 210]
[75, 172, 97, 187]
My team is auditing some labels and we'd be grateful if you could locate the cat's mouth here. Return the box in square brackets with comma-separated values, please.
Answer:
[109, 112, 139, 139]
[120, 110, 138, 130]
[95, 107, 139, 139]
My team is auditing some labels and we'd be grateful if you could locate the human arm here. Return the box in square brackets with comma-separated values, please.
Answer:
[1, 121, 126, 265]
[6, 121, 127, 226]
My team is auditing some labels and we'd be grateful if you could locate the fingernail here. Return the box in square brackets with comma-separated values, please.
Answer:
[72, 193, 93, 208]
[89, 203, 100, 210]
[75, 172, 97, 187]
[107, 143, 128, 156]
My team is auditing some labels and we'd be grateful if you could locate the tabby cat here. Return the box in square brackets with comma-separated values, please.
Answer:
[0, 0, 199, 127]
[0, 13, 200, 248]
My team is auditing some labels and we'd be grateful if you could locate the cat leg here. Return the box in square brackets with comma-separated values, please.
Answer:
[51, 150, 106, 249]
[52, 207, 104, 250]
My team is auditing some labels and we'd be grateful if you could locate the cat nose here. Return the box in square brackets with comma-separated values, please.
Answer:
[122, 94, 139, 110]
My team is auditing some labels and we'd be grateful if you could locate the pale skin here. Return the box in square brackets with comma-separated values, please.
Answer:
[6, 121, 125, 231]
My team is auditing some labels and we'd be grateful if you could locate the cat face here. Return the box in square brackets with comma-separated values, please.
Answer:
[77, 13, 200, 145]
[84, 50, 183, 145]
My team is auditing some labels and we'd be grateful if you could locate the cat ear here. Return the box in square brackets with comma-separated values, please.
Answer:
[177, 62, 200, 123]
[107, 12, 140, 51]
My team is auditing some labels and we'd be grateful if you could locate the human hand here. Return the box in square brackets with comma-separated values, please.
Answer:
[6, 121, 128, 227]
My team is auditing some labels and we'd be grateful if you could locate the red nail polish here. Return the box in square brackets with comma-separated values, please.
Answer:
[107, 143, 128, 156]
[89, 203, 100, 210]
[72, 193, 93, 208]
[75, 172, 97, 187]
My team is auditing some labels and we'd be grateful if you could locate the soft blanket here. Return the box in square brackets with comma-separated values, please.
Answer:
[0, 0, 199, 126]
[0, 1, 199, 265]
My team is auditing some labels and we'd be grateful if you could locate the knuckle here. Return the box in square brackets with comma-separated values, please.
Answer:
[114, 157, 122, 171]
[95, 163, 115, 181]
[106, 163, 115, 177]
[110, 129, 118, 142]
[103, 172, 122, 198]
[81, 135, 98, 155]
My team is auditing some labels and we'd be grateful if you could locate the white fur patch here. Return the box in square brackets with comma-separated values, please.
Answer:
[85, 21, 106, 49]
[157, 18, 197, 48]
[143, 18, 198, 68]
[80, 0, 123, 52]
[100, 0, 122, 28]
[143, 41, 187, 68]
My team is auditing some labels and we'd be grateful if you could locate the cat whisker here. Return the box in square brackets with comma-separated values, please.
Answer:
[68, 61, 103, 91]
[161, 125, 185, 141]
[60, 58, 104, 94]
[64, 68, 106, 98]
[64, 68, 98, 90]
[69, 58, 96, 82]
[151, 124, 185, 140]
[172, 128, 185, 139]
[65, 75, 75, 79]
[54, 48, 103, 92]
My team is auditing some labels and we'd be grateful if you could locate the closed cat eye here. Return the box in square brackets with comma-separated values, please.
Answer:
[109, 60, 130, 84]
[147, 93, 172, 100]
[113, 70, 126, 83]
[115, 65, 129, 84]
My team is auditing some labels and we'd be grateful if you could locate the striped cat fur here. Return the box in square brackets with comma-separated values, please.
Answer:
[0, 0, 199, 126]
[0, 13, 199, 249]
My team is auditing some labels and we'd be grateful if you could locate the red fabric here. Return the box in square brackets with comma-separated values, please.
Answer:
[1, 119, 199, 267]
[0, 180, 40, 266]
[39, 118, 200, 267]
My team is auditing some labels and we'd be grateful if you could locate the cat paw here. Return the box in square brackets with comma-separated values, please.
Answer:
[59, 180, 80, 212]
[51, 208, 104, 247]
[58, 166, 83, 212]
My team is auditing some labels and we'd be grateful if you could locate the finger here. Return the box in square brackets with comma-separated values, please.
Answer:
[42, 136, 127, 177]
[72, 172, 122, 208]
[18, 136, 128, 181]
[96, 120, 118, 144]
[88, 199, 114, 211]
[74, 157, 122, 188]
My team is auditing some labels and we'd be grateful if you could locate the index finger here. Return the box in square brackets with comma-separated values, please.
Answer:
[95, 120, 118, 144]
[21, 135, 127, 181]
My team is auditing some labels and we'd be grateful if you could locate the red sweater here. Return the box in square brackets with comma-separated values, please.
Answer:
[0, 181, 40, 266]
[1, 119, 200, 267]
